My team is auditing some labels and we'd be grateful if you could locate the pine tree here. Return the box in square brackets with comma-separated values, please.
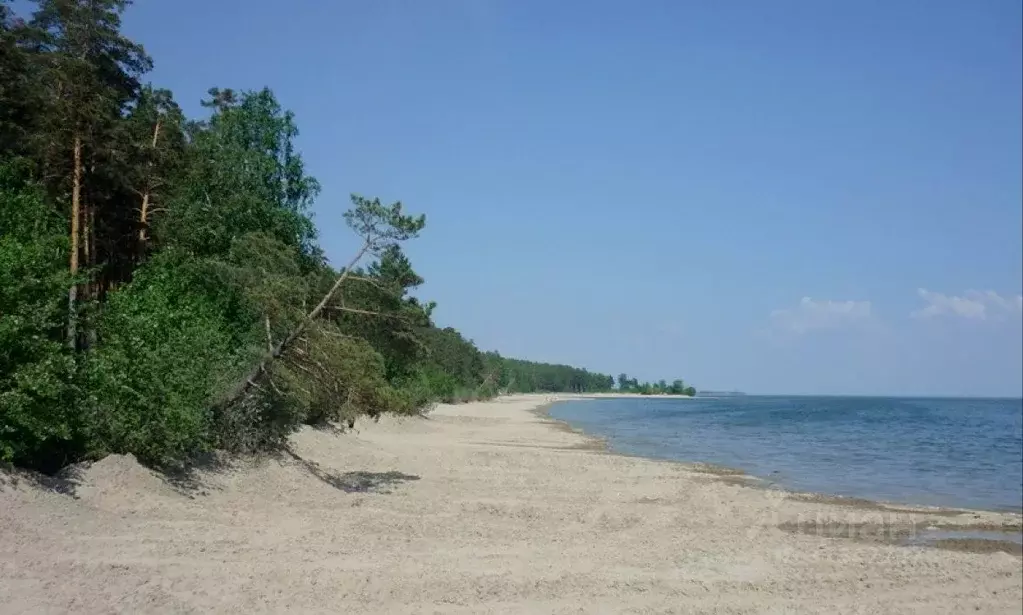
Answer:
[28, 0, 151, 344]
[124, 85, 185, 258]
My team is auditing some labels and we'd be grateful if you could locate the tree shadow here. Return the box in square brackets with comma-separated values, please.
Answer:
[157, 451, 235, 496]
[2, 449, 420, 499]
[282, 448, 419, 494]
[0, 462, 81, 497]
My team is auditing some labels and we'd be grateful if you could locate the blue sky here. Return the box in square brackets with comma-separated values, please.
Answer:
[77, 1, 1023, 395]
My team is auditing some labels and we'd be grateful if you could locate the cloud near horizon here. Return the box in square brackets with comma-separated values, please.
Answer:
[769, 297, 872, 335]
[911, 289, 1023, 321]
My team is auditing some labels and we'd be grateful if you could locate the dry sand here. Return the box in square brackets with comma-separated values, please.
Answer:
[1, 394, 1021, 614]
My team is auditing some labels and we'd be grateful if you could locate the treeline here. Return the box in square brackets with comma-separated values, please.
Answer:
[0, 0, 635, 472]
[616, 375, 696, 397]
[487, 356, 616, 393]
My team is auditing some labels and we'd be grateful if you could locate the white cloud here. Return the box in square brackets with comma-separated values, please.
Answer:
[911, 289, 1023, 321]
[770, 297, 872, 334]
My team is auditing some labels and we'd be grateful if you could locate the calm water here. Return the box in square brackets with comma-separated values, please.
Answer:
[550, 396, 1023, 512]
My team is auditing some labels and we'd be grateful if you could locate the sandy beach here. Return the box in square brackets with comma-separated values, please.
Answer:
[1, 394, 1020, 614]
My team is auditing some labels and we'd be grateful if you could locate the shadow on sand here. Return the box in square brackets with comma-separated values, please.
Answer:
[0, 462, 81, 497]
[2, 449, 421, 499]
[283, 448, 420, 494]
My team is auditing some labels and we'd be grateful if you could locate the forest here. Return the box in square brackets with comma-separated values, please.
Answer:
[0, 1, 693, 473]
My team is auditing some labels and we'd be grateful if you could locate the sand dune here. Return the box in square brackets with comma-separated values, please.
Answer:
[1, 394, 1020, 614]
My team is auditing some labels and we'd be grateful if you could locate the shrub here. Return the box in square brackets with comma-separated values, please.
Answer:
[392, 369, 440, 414]
[0, 165, 81, 470]
[84, 252, 238, 468]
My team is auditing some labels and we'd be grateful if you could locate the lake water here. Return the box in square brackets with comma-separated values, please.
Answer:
[549, 396, 1023, 512]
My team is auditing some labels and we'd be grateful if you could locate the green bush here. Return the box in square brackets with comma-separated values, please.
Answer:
[84, 253, 238, 468]
[0, 165, 81, 470]
[392, 369, 440, 414]
[477, 381, 499, 400]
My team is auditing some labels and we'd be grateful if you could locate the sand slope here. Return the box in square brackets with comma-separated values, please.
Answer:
[1, 394, 1020, 614]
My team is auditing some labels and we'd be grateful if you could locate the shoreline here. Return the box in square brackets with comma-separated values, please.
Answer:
[534, 392, 1023, 560]
[528, 393, 1023, 568]
[2, 393, 1021, 612]
[543, 393, 1023, 518]
[532, 395, 1023, 562]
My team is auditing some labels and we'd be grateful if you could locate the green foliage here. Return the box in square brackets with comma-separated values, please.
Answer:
[84, 252, 238, 467]
[332, 245, 431, 382]
[1, 5, 40, 158]
[28, 0, 153, 211]
[618, 377, 696, 396]
[0, 164, 79, 468]
[421, 328, 485, 390]
[124, 85, 187, 253]
[344, 195, 426, 254]
[279, 325, 398, 425]
[495, 356, 614, 394]
[214, 232, 309, 340]
[160, 88, 320, 263]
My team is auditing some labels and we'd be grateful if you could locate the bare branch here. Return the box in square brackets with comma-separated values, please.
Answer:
[346, 275, 399, 295]
[322, 306, 405, 319]
[318, 328, 359, 341]
[265, 372, 284, 397]
[288, 361, 317, 378]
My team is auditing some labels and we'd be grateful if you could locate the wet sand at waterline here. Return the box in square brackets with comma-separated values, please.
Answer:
[1, 395, 1020, 614]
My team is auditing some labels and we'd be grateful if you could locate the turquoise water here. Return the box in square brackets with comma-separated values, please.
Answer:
[550, 396, 1023, 512]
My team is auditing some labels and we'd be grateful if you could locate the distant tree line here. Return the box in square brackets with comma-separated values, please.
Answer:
[2, 1, 682, 473]
[616, 375, 696, 397]
[487, 355, 616, 393]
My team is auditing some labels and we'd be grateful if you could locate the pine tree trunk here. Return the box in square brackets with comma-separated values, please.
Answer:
[138, 118, 161, 251]
[85, 202, 97, 348]
[82, 199, 90, 298]
[67, 134, 82, 349]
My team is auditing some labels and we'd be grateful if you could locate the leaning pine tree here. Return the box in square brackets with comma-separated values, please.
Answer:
[213, 195, 426, 450]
